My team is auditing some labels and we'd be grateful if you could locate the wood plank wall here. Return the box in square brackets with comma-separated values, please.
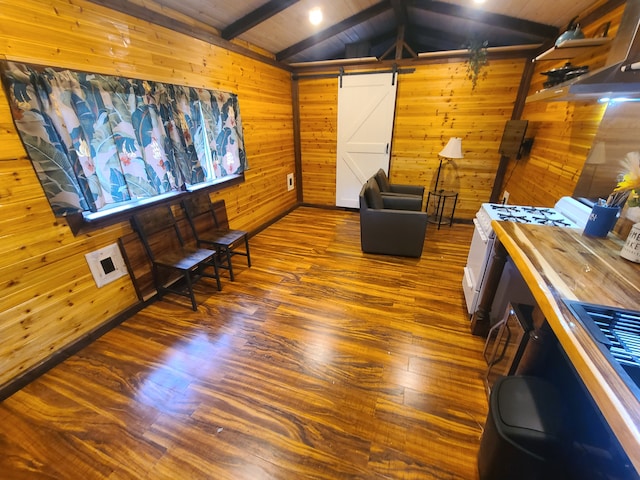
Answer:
[0, 0, 296, 388]
[298, 77, 339, 206]
[501, 2, 625, 207]
[297, 58, 526, 220]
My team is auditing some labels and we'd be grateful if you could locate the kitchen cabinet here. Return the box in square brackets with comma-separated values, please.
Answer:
[480, 221, 640, 474]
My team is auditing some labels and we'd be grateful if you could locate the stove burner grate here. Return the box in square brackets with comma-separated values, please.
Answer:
[530, 215, 571, 227]
[521, 206, 553, 215]
[481, 202, 580, 229]
[490, 205, 522, 213]
[498, 213, 531, 223]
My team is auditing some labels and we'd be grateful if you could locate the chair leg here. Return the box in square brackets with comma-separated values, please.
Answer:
[212, 257, 222, 291]
[184, 270, 197, 311]
[244, 236, 251, 267]
[226, 248, 235, 281]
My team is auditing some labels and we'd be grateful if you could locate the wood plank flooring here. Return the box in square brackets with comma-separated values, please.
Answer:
[0, 207, 488, 479]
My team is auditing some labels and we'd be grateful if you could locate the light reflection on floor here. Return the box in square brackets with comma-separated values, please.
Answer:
[134, 330, 233, 411]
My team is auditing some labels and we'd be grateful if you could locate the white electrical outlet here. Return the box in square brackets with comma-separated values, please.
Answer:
[501, 190, 510, 204]
[85, 243, 128, 288]
[287, 173, 294, 191]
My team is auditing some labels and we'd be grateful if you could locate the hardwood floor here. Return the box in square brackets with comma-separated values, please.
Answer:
[0, 207, 488, 479]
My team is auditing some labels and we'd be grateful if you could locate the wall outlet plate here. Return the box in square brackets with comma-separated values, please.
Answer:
[287, 173, 294, 191]
[85, 243, 128, 288]
[501, 190, 510, 204]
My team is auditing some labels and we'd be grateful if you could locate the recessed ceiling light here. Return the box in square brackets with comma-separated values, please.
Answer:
[309, 7, 323, 26]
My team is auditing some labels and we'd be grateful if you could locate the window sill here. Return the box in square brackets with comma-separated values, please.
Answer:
[65, 173, 244, 235]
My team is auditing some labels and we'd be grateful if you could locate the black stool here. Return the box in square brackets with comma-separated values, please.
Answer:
[478, 375, 566, 480]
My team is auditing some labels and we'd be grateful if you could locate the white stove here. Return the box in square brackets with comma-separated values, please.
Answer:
[476, 197, 591, 239]
[463, 197, 591, 318]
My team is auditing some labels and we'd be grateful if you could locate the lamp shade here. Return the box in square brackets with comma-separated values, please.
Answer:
[439, 137, 463, 159]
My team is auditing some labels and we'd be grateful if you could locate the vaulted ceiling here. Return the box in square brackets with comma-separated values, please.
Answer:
[91, 0, 622, 65]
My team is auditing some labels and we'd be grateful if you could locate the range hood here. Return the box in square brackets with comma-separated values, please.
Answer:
[528, 0, 640, 102]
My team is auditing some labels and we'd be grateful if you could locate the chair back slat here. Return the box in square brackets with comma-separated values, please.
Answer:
[132, 205, 185, 261]
[211, 199, 230, 231]
[183, 194, 217, 236]
[182, 193, 211, 218]
[117, 232, 155, 301]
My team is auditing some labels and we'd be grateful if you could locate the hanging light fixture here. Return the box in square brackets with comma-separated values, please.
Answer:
[434, 137, 463, 192]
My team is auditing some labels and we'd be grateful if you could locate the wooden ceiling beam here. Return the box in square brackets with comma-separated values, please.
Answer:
[222, 0, 300, 40]
[411, 0, 559, 40]
[395, 24, 405, 59]
[276, 0, 391, 61]
[390, 0, 409, 25]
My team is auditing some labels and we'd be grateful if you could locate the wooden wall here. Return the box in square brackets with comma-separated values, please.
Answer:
[298, 77, 339, 205]
[0, 0, 296, 388]
[501, 2, 624, 207]
[297, 58, 527, 220]
[394, 59, 526, 220]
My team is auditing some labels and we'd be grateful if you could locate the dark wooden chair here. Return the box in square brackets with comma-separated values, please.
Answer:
[181, 194, 251, 281]
[131, 204, 221, 311]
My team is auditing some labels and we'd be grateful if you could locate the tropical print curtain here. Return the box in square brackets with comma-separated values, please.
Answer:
[0, 61, 247, 216]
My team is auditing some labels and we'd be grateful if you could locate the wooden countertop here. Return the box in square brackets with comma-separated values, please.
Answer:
[492, 221, 640, 472]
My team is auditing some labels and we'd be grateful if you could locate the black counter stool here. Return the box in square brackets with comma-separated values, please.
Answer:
[478, 375, 566, 480]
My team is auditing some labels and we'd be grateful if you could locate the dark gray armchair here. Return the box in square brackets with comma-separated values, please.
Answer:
[359, 178, 428, 258]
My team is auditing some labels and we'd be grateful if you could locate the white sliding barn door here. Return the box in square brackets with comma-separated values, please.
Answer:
[336, 72, 398, 208]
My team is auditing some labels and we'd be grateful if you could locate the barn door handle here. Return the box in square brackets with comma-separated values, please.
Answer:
[386, 143, 389, 154]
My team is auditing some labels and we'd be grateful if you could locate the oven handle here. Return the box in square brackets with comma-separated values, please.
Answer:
[473, 218, 489, 243]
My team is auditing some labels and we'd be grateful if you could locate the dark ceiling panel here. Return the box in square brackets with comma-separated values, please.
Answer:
[410, 26, 468, 53]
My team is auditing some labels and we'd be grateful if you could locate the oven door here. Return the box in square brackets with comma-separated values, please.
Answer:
[462, 218, 493, 315]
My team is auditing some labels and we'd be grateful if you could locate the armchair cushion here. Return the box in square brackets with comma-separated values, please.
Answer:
[374, 168, 425, 198]
[374, 168, 392, 192]
[382, 194, 422, 211]
[364, 178, 384, 209]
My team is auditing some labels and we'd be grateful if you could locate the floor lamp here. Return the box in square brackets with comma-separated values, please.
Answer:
[434, 137, 463, 192]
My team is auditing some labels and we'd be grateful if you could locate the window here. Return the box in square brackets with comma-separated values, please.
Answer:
[1, 61, 247, 225]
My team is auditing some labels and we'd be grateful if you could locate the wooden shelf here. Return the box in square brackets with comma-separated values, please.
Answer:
[535, 37, 612, 61]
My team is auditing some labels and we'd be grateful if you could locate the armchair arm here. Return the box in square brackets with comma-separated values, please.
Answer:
[389, 184, 425, 197]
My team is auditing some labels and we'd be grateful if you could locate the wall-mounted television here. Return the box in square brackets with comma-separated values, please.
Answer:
[499, 120, 529, 158]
